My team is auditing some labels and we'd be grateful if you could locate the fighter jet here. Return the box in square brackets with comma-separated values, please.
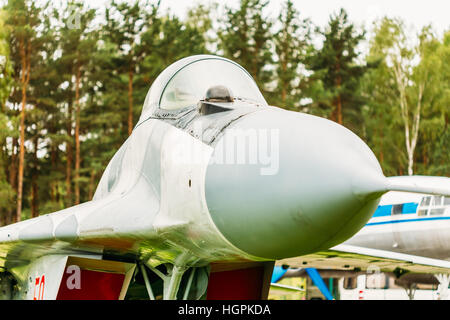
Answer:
[0, 55, 449, 300]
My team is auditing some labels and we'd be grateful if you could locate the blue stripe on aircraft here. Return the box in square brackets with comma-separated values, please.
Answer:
[402, 202, 418, 214]
[366, 216, 450, 226]
[372, 202, 418, 217]
[372, 205, 392, 217]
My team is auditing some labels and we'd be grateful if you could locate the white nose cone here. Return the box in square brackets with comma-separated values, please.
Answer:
[205, 108, 387, 259]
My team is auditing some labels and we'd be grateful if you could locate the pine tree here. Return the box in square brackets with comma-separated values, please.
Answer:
[0, 1, 447, 226]
[0, 9, 11, 110]
[272, 0, 311, 109]
[57, 1, 97, 205]
[4, 0, 44, 221]
[186, 2, 217, 52]
[103, 0, 159, 136]
[308, 8, 370, 133]
[138, 12, 207, 91]
[26, 8, 59, 217]
[218, 0, 273, 93]
[153, 14, 207, 66]
[0, 9, 15, 225]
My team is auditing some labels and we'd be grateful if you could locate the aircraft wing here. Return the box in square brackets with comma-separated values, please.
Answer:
[277, 244, 450, 275]
[269, 282, 305, 293]
[386, 175, 450, 197]
[0, 175, 161, 271]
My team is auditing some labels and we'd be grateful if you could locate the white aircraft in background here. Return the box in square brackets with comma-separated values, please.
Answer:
[344, 176, 450, 299]
[346, 176, 450, 261]
[273, 176, 450, 300]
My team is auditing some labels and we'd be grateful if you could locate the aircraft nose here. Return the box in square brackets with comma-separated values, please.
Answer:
[204, 108, 388, 260]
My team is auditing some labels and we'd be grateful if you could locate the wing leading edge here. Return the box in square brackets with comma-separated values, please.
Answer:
[386, 176, 450, 197]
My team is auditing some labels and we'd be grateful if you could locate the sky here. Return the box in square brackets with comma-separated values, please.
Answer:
[87, 0, 449, 35]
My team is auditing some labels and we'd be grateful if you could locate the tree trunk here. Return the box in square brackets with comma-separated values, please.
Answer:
[31, 136, 39, 218]
[7, 137, 18, 225]
[335, 62, 343, 125]
[16, 40, 31, 223]
[50, 144, 57, 203]
[16, 83, 26, 222]
[330, 108, 337, 122]
[392, 60, 424, 177]
[422, 146, 428, 168]
[407, 152, 414, 177]
[74, 65, 81, 205]
[336, 93, 343, 125]
[9, 137, 17, 191]
[66, 99, 73, 206]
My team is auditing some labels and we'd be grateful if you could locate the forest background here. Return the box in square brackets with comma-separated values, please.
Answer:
[0, 0, 448, 225]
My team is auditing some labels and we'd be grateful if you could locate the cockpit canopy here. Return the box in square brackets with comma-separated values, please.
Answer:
[139, 55, 267, 122]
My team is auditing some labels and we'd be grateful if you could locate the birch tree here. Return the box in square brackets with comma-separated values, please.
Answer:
[373, 18, 441, 175]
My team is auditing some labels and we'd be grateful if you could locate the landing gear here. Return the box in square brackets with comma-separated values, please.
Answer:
[138, 262, 208, 300]
[404, 283, 417, 300]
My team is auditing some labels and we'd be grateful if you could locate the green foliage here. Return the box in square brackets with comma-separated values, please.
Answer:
[270, 0, 311, 110]
[218, 0, 273, 94]
[0, 1, 448, 225]
[307, 9, 373, 135]
[362, 18, 449, 176]
[186, 2, 217, 49]
[0, 9, 12, 110]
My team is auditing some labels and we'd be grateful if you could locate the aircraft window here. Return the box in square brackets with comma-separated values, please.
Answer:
[418, 209, 428, 216]
[420, 196, 431, 206]
[343, 277, 357, 289]
[160, 59, 266, 110]
[430, 208, 445, 216]
[387, 276, 403, 289]
[431, 195, 441, 206]
[445, 197, 450, 206]
[365, 273, 388, 289]
[391, 204, 403, 215]
[418, 196, 449, 216]
[437, 196, 444, 206]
